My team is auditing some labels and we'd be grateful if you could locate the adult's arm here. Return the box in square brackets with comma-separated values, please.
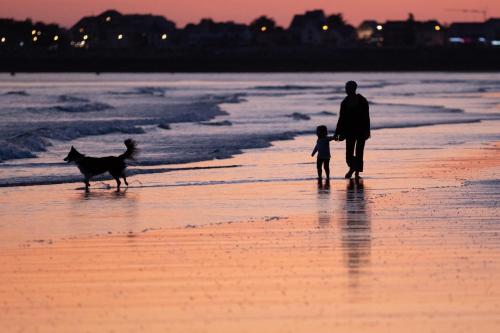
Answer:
[334, 101, 346, 140]
[362, 97, 371, 140]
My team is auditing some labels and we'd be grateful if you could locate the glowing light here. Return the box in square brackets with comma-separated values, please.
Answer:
[106, 16, 111, 22]
[31, 30, 36, 35]
[376, 25, 383, 31]
[449, 37, 464, 43]
[478, 37, 486, 43]
[117, 34, 123, 40]
[322, 25, 329, 31]
[53, 35, 59, 41]
[434, 25, 441, 31]
[33, 36, 38, 42]
[73, 40, 86, 48]
[37, 31, 41, 36]
[491, 40, 500, 46]
[83, 34, 88, 40]
[79, 28, 84, 33]
[161, 33, 168, 40]
[1, 37, 6, 43]
[260, 26, 267, 32]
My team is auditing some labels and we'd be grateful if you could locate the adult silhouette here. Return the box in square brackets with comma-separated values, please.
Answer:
[334, 81, 371, 179]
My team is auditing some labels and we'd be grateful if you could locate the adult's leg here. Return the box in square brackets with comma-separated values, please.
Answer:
[345, 138, 355, 178]
[355, 139, 366, 172]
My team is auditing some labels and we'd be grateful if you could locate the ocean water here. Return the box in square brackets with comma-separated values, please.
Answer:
[0, 72, 499, 187]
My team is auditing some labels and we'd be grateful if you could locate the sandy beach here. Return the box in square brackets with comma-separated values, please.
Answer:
[1, 119, 499, 332]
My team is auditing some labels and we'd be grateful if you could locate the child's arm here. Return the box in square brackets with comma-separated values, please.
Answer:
[328, 136, 336, 142]
[311, 144, 318, 157]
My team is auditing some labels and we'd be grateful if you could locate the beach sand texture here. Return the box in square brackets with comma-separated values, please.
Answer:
[1, 122, 499, 332]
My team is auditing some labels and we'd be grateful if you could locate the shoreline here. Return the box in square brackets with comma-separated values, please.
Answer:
[0, 118, 494, 188]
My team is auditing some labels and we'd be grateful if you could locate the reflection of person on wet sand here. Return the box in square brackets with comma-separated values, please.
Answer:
[316, 179, 331, 227]
[341, 178, 371, 286]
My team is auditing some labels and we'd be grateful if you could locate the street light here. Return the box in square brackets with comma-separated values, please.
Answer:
[376, 25, 383, 31]
[1, 37, 6, 43]
[83, 34, 88, 40]
[117, 34, 123, 40]
[322, 25, 329, 31]
[161, 33, 168, 40]
[53, 35, 59, 41]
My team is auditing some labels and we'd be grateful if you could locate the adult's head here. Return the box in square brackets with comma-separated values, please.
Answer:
[345, 81, 357, 96]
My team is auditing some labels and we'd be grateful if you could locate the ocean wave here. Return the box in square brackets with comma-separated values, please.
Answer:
[109, 87, 168, 97]
[0, 124, 145, 162]
[316, 111, 337, 116]
[4, 90, 29, 96]
[370, 118, 481, 130]
[371, 102, 465, 114]
[0, 94, 238, 163]
[199, 120, 232, 126]
[201, 93, 247, 104]
[27, 102, 113, 113]
[57, 95, 90, 103]
[288, 112, 311, 121]
[253, 85, 328, 91]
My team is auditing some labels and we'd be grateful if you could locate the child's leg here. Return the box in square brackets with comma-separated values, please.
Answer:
[324, 159, 330, 179]
[316, 159, 323, 179]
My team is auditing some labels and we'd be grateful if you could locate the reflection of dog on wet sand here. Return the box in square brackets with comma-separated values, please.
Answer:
[64, 139, 137, 191]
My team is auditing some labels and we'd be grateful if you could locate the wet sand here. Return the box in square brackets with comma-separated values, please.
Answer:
[0, 123, 499, 332]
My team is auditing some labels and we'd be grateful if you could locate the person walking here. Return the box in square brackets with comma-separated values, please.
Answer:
[334, 81, 371, 179]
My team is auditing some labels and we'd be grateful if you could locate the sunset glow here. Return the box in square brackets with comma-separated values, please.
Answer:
[1, 0, 497, 28]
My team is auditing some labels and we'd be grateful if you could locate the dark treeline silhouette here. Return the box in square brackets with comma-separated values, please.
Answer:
[0, 10, 499, 71]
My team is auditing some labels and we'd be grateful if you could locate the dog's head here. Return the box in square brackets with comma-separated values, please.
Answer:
[64, 146, 84, 163]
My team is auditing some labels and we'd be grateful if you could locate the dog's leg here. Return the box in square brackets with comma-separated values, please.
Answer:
[122, 174, 129, 186]
[114, 177, 121, 189]
[84, 178, 90, 192]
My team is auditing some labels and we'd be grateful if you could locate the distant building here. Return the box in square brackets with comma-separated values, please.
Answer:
[249, 16, 290, 46]
[415, 20, 445, 47]
[448, 18, 500, 46]
[70, 10, 176, 49]
[182, 19, 251, 47]
[0, 19, 67, 51]
[289, 10, 327, 45]
[324, 14, 357, 47]
[357, 20, 383, 46]
[448, 22, 487, 45]
[382, 14, 444, 47]
[486, 19, 500, 46]
[289, 10, 355, 47]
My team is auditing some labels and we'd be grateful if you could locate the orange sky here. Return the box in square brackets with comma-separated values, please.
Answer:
[1, 0, 497, 28]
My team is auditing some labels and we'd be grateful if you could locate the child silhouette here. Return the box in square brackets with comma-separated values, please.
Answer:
[311, 125, 336, 180]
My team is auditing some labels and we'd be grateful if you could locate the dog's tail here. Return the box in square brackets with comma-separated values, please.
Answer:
[119, 139, 138, 160]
